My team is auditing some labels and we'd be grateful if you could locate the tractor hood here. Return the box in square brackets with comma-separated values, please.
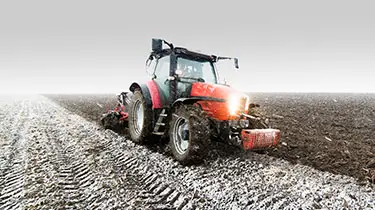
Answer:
[190, 82, 249, 120]
[190, 82, 244, 100]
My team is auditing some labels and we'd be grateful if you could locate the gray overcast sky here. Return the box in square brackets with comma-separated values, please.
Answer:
[1, 0, 375, 94]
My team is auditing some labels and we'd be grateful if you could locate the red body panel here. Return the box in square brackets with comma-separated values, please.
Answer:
[190, 82, 247, 121]
[241, 129, 280, 150]
[146, 80, 162, 109]
[190, 82, 241, 100]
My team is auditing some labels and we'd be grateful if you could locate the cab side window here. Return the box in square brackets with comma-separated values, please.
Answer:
[154, 55, 170, 82]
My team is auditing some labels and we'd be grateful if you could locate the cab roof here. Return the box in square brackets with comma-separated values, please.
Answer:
[151, 47, 218, 63]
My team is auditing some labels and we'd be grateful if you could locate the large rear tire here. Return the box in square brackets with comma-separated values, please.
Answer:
[169, 104, 211, 165]
[128, 90, 153, 144]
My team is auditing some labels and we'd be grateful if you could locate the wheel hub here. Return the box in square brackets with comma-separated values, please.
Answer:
[133, 100, 144, 135]
[173, 117, 190, 155]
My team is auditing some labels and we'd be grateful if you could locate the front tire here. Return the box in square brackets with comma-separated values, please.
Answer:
[169, 104, 211, 165]
[128, 90, 153, 144]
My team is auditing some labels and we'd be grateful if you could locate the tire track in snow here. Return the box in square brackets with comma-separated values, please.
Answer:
[0, 99, 30, 209]
[44, 96, 197, 209]
[24, 98, 144, 209]
[30, 100, 94, 209]
[104, 139, 194, 210]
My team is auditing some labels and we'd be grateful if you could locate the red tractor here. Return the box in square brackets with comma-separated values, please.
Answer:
[101, 38, 281, 164]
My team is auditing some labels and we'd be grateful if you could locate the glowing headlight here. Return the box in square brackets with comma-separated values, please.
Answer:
[229, 94, 250, 115]
[229, 95, 240, 115]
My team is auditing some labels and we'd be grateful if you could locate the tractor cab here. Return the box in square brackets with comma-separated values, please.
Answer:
[145, 38, 238, 107]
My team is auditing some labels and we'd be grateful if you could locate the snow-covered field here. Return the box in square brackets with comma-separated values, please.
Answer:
[0, 95, 374, 209]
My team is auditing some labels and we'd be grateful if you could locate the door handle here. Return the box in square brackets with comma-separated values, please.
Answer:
[164, 76, 175, 85]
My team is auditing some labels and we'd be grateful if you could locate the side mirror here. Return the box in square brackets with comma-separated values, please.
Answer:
[145, 55, 157, 79]
[234, 58, 239, 69]
[152, 38, 163, 52]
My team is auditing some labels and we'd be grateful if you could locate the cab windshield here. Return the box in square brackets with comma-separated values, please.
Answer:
[176, 57, 217, 84]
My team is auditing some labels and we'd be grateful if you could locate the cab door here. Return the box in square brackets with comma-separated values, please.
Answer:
[153, 55, 171, 107]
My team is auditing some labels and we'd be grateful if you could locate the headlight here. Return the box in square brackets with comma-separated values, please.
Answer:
[229, 94, 250, 115]
[229, 95, 240, 115]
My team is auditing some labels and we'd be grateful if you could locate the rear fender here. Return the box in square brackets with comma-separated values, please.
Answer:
[129, 82, 152, 107]
[129, 81, 163, 109]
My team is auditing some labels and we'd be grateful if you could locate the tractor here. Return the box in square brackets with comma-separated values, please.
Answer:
[101, 38, 281, 164]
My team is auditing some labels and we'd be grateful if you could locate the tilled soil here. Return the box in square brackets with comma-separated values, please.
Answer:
[247, 93, 375, 184]
[1, 95, 374, 209]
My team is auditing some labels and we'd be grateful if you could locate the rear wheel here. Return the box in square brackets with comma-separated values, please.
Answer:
[128, 90, 153, 144]
[169, 104, 210, 165]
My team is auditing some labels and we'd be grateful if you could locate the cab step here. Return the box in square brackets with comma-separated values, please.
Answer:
[153, 109, 168, 134]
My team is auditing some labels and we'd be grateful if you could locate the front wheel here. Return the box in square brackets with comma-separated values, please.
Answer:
[169, 104, 210, 165]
